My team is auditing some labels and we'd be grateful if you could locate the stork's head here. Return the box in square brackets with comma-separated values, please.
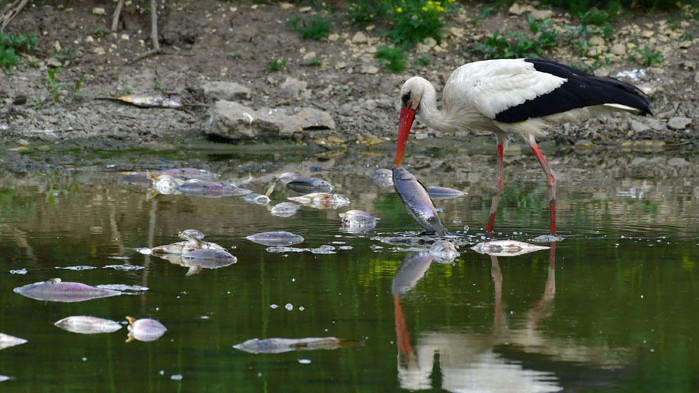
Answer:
[396, 77, 426, 167]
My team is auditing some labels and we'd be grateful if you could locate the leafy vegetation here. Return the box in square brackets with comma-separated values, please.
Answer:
[0, 32, 37, 69]
[348, 0, 387, 25]
[265, 57, 287, 73]
[389, 0, 458, 47]
[375, 45, 408, 72]
[44, 67, 84, 105]
[470, 16, 561, 59]
[288, 15, 333, 40]
[628, 45, 663, 66]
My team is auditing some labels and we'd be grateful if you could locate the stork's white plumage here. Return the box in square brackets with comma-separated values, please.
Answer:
[395, 58, 651, 236]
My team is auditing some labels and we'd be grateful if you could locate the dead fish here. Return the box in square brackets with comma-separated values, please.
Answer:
[233, 337, 362, 354]
[126, 317, 167, 342]
[427, 186, 466, 200]
[148, 173, 184, 197]
[159, 168, 218, 180]
[149, 229, 227, 255]
[276, 172, 299, 184]
[287, 193, 350, 209]
[246, 231, 304, 247]
[339, 210, 380, 233]
[115, 94, 182, 108]
[243, 192, 271, 205]
[14, 278, 121, 303]
[471, 240, 549, 257]
[54, 316, 122, 334]
[0, 333, 27, 350]
[177, 180, 251, 197]
[393, 167, 448, 236]
[286, 177, 334, 193]
[429, 240, 459, 264]
[270, 202, 301, 217]
[180, 248, 237, 276]
[392, 253, 433, 296]
[372, 168, 393, 187]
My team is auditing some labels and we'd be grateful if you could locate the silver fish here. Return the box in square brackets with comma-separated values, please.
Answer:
[429, 240, 459, 264]
[471, 240, 549, 257]
[270, 202, 301, 217]
[179, 249, 237, 275]
[233, 337, 362, 354]
[116, 94, 182, 108]
[243, 192, 271, 205]
[427, 186, 466, 200]
[286, 177, 334, 193]
[391, 253, 433, 296]
[150, 229, 227, 255]
[287, 193, 350, 209]
[246, 231, 304, 247]
[126, 317, 167, 342]
[14, 279, 121, 303]
[392, 167, 447, 236]
[54, 316, 122, 334]
[159, 168, 218, 180]
[177, 180, 251, 197]
[372, 168, 393, 187]
[339, 210, 379, 233]
[0, 333, 27, 350]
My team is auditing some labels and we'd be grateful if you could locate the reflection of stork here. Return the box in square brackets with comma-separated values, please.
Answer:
[391, 244, 627, 392]
[395, 59, 651, 236]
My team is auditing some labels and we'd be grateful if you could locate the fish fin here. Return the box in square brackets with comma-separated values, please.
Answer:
[47, 278, 62, 283]
[145, 190, 159, 201]
[264, 183, 276, 197]
[125, 334, 134, 343]
[126, 316, 137, 325]
[146, 171, 159, 183]
[185, 266, 202, 276]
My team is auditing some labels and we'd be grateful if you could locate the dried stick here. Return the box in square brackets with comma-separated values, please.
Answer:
[0, 0, 29, 33]
[150, 0, 160, 50]
[111, 0, 125, 32]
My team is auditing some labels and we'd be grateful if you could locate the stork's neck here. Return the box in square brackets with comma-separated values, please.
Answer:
[417, 80, 459, 133]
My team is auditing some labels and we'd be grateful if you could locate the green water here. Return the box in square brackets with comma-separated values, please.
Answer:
[0, 146, 697, 392]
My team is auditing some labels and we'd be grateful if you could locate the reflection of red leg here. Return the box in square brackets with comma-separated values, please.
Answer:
[486, 136, 506, 237]
[527, 243, 557, 330]
[394, 295, 413, 360]
[528, 136, 557, 236]
[490, 255, 503, 330]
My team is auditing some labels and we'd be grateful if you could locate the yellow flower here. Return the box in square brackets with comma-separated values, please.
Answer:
[396, 6, 403, 13]
[422, 6, 428, 11]
[427, 1, 433, 5]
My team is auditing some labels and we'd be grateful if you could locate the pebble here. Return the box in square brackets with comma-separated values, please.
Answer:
[351, 32, 367, 44]
[92, 7, 106, 15]
[667, 117, 692, 130]
[530, 9, 554, 20]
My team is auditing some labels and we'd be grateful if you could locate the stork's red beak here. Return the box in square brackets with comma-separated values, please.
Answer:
[395, 105, 416, 167]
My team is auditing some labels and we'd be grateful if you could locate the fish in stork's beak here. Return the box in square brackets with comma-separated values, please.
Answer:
[395, 103, 417, 167]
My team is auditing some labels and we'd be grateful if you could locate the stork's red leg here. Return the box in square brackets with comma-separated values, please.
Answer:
[528, 137, 557, 235]
[486, 135, 506, 237]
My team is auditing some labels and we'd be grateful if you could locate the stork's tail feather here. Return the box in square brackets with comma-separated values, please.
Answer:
[591, 75, 652, 116]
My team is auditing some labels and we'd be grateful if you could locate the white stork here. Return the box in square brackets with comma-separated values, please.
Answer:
[395, 58, 651, 236]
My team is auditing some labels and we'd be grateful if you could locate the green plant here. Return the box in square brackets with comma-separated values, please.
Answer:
[348, 0, 388, 25]
[413, 53, 430, 68]
[288, 15, 332, 40]
[93, 27, 106, 38]
[0, 45, 20, 69]
[375, 45, 408, 72]
[628, 46, 662, 66]
[0, 32, 37, 69]
[305, 56, 322, 66]
[45, 67, 85, 103]
[389, 0, 458, 47]
[471, 17, 560, 59]
[265, 57, 287, 73]
[52, 46, 83, 65]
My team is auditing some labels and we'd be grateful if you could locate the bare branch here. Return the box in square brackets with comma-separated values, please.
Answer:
[111, 0, 125, 32]
[0, 0, 29, 33]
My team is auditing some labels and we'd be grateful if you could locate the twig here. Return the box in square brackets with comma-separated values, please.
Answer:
[130, 48, 165, 64]
[0, 0, 29, 33]
[111, 0, 125, 32]
[150, 0, 160, 50]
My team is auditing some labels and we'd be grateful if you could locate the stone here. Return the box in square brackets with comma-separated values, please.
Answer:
[447, 27, 465, 38]
[641, 30, 654, 38]
[360, 65, 379, 74]
[530, 9, 554, 21]
[694, 71, 699, 84]
[46, 57, 62, 68]
[508, 3, 527, 15]
[54, 41, 61, 52]
[628, 119, 650, 133]
[610, 43, 626, 56]
[588, 36, 605, 46]
[668, 157, 689, 167]
[202, 81, 251, 101]
[679, 40, 692, 49]
[280, 3, 294, 9]
[351, 32, 367, 44]
[422, 37, 437, 48]
[280, 77, 308, 97]
[302, 52, 316, 62]
[328, 33, 340, 42]
[92, 46, 106, 55]
[667, 117, 692, 130]
[92, 7, 106, 15]
[207, 101, 335, 140]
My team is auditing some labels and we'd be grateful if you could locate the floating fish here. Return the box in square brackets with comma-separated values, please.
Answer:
[429, 240, 459, 264]
[243, 192, 271, 205]
[147, 173, 184, 199]
[126, 317, 167, 342]
[393, 167, 448, 236]
[159, 168, 218, 180]
[14, 279, 121, 303]
[276, 172, 298, 184]
[392, 253, 433, 296]
[270, 202, 301, 217]
[372, 168, 393, 187]
[339, 210, 379, 233]
[286, 177, 334, 193]
[246, 231, 304, 247]
[427, 186, 467, 200]
[177, 180, 251, 197]
[150, 229, 227, 255]
[179, 248, 237, 276]
[54, 316, 122, 334]
[115, 94, 182, 109]
[287, 193, 350, 209]
[471, 240, 549, 257]
[0, 333, 27, 350]
[233, 337, 362, 354]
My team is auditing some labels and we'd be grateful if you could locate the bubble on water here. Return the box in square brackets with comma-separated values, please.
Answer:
[82, 357, 87, 362]
[159, 370, 165, 375]
[56, 265, 97, 271]
[298, 359, 311, 364]
[339, 245, 353, 250]
[9, 268, 27, 275]
[270, 304, 279, 309]
[136, 248, 153, 255]
[285, 303, 293, 311]
[171, 374, 183, 381]
[103, 264, 144, 271]
[97, 284, 149, 293]
[108, 255, 130, 260]
[299, 306, 305, 311]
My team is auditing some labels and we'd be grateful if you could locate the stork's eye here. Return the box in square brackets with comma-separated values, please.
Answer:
[401, 92, 411, 108]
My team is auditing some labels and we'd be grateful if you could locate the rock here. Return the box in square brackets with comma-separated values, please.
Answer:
[280, 77, 308, 97]
[328, 33, 340, 41]
[92, 7, 106, 15]
[207, 101, 334, 140]
[530, 10, 554, 20]
[679, 40, 692, 49]
[92, 46, 106, 55]
[588, 36, 605, 46]
[610, 43, 626, 56]
[646, 118, 665, 131]
[54, 41, 61, 52]
[508, 3, 527, 15]
[422, 37, 437, 48]
[641, 30, 654, 38]
[694, 71, 699, 84]
[681, 61, 695, 71]
[668, 157, 689, 167]
[46, 57, 62, 68]
[360, 65, 379, 74]
[628, 119, 650, 133]
[280, 3, 294, 9]
[202, 81, 251, 100]
[351, 32, 367, 44]
[302, 52, 316, 62]
[447, 27, 465, 38]
[667, 117, 692, 130]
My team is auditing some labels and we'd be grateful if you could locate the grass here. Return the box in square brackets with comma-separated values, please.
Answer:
[265, 57, 287, 73]
[288, 15, 332, 40]
[348, 0, 387, 25]
[628, 45, 662, 66]
[45, 67, 84, 104]
[375, 46, 408, 72]
[389, 0, 459, 47]
[0, 32, 37, 69]
[470, 16, 560, 59]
